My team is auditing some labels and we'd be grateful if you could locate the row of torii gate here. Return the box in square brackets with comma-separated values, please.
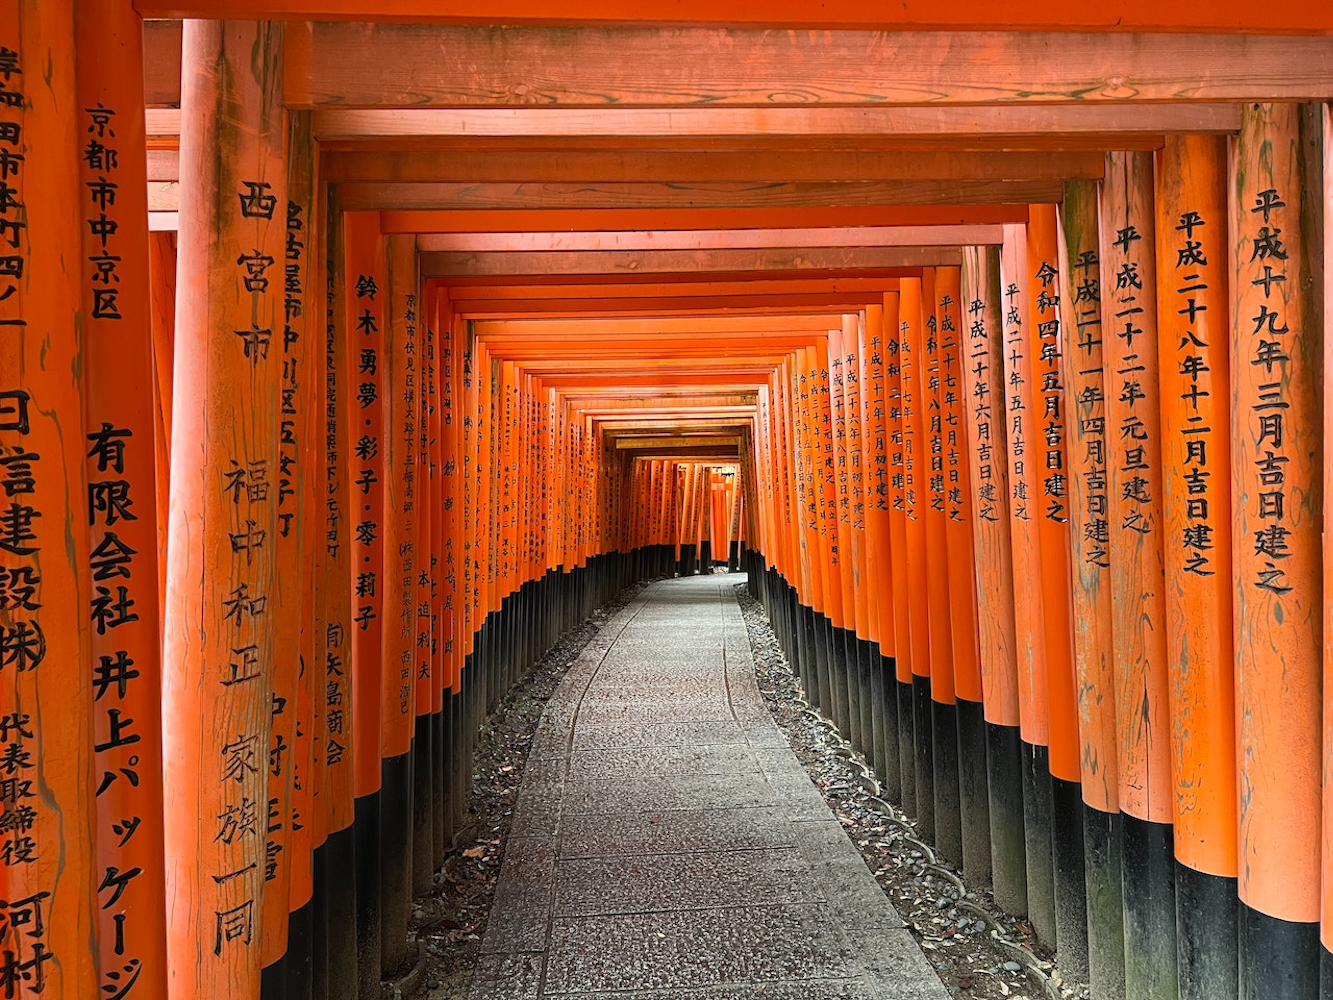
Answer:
[4, 3, 1333, 1000]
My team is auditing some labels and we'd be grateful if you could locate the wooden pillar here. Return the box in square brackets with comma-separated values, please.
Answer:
[923, 269, 961, 863]
[1323, 100, 1333, 1000]
[0, 3, 98, 994]
[148, 231, 176, 615]
[380, 233, 418, 979]
[344, 209, 386, 998]
[1232, 104, 1323, 1000]
[1155, 133, 1239, 1000]
[74, 3, 169, 997]
[1099, 150, 1177, 1000]
[885, 291, 917, 810]
[861, 303, 900, 800]
[1027, 203, 1087, 976]
[937, 267, 989, 886]
[961, 246, 1028, 918]
[1000, 222, 1056, 948]
[1058, 178, 1126, 1000]
[316, 188, 358, 1000]
[900, 277, 935, 839]
[163, 19, 287, 1000]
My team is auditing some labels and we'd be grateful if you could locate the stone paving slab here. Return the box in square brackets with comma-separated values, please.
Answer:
[470, 574, 949, 1000]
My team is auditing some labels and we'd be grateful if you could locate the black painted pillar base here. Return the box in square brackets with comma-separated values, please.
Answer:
[1122, 814, 1179, 1000]
[955, 698, 990, 885]
[911, 675, 935, 842]
[1051, 777, 1088, 982]
[1021, 741, 1056, 950]
[260, 955, 288, 1000]
[1240, 901, 1319, 1000]
[412, 712, 436, 896]
[813, 610, 833, 718]
[1320, 944, 1333, 999]
[931, 697, 962, 865]
[897, 678, 916, 812]
[1083, 805, 1125, 1000]
[879, 657, 901, 805]
[865, 639, 886, 783]
[1177, 863, 1237, 1000]
[986, 722, 1028, 917]
[380, 751, 414, 979]
[353, 792, 381, 999]
[286, 898, 314, 1000]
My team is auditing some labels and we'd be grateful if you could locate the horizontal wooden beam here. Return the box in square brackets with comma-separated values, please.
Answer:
[421, 247, 959, 277]
[381, 204, 1029, 232]
[321, 148, 1105, 183]
[451, 293, 887, 316]
[281, 24, 1333, 108]
[450, 276, 900, 299]
[307, 105, 1240, 147]
[420, 226, 1004, 251]
[337, 179, 1061, 211]
[614, 436, 742, 450]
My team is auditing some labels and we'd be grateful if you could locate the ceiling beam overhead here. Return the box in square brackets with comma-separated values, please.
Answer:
[421, 247, 961, 278]
[133, 0, 1333, 33]
[419, 226, 1005, 252]
[336, 179, 1063, 212]
[280, 23, 1333, 108]
[321, 148, 1107, 183]
[306, 105, 1242, 145]
[379, 205, 1030, 232]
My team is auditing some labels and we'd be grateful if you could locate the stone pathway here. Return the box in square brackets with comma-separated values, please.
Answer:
[469, 573, 950, 1000]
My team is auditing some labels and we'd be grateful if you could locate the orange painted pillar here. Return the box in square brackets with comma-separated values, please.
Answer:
[1057, 178, 1125, 998]
[1027, 203, 1085, 972]
[860, 303, 899, 796]
[1322, 102, 1333, 990]
[163, 19, 286, 1000]
[960, 245, 1027, 916]
[1000, 221, 1055, 946]
[284, 109, 320, 996]
[380, 233, 419, 978]
[825, 327, 857, 740]
[1231, 104, 1322, 999]
[1154, 133, 1239, 1000]
[75, 3, 169, 996]
[315, 188, 359, 997]
[884, 291, 916, 808]
[899, 277, 935, 838]
[1099, 149, 1176, 997]
[923, 269, 960, 862]
[344, 208, 386, 997]
[0, 3, 98, 994]
[936, 267, 988, 883]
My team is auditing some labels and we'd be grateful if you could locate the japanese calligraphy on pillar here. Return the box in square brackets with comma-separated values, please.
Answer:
[77, 2, 167, 991]
[0, 15, 95, 991]
[1032, 246, 1067, 524]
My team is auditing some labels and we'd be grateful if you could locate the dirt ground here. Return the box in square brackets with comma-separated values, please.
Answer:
[406, 577, 1089, 1000]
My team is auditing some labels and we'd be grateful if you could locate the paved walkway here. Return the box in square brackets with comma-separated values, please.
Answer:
[470, 573, 950, 1000]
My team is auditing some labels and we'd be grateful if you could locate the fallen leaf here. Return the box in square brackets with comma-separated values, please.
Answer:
[463, 847, 485, 858]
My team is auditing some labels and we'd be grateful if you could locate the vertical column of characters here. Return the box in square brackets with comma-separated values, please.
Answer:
[922, 273, 954, 709]
[418, 292, 438, 717]
[1099, 150, 1178, 997]
[260, 110, 314, 977]
[1001, 222, 1056, 948]
[829, 329, 857, 636]
[842, 315, 873, 752]
[1028, 203, 1087, 974]
[1154, 133, 1239, 1000]
[0, 4, 98, 995]
[961, 246, 1028, 918]
[75, 2, 169, 996]
[1232, 104, 1323, 997]
[1058, 180, 1125, 1000]
[318, 191, 354, 851]
[459, 328, 475, 666]
[284, 110, 321, 970]
[437, 301, 459, 696]
[162, 20, 287, 998]
[825, 328, 855, 736]
[884, 292, 916, 806]
[345, 212, 386, 806]
[860, 307, 893, 660]
[999, 225, 1049, 754]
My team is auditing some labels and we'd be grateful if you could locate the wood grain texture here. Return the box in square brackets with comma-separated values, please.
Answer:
[420, 247, 959, 277]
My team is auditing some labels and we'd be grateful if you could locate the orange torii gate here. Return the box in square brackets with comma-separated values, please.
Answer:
[6, 3, 1333, 999]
